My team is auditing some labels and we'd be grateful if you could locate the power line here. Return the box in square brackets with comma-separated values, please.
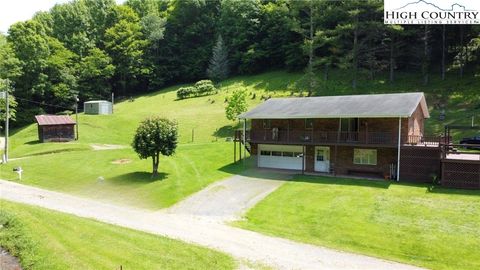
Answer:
[14, 96, 76, 111]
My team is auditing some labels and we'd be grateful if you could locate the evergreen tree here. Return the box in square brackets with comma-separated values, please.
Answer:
[207, 35, 229, 82]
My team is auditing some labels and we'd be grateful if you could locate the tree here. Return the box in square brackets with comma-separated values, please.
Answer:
[132, 117, 178, 177]
[225, 90, 247, 121]
[207, 35, 229, 82]
[104, 5, 150, 96]
[0, 79, 18, 127]
[78, 47, 115, 100]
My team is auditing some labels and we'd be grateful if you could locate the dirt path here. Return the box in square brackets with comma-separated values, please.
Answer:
[90, 144, 128, 151]
[164, 174, 288, 221]
[0, 180, 424, 270]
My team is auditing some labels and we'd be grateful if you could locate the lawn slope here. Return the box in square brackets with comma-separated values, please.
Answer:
[1, 69, 479, 208]
[236, 176, 480, 270]
[0, 200, 235, 270]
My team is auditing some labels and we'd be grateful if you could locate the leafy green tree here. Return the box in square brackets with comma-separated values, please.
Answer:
[132, 117, 178, 177]
[218, 0, 260, 73]
[44, 37, 78, 108]
[0, 79, 18, 126]
[207, 35, 229, 82]
[225, 90, 247, 121]
[0, 34, 22, 80]
[78, 47, 115, 100]
[104, 5, 150, 96]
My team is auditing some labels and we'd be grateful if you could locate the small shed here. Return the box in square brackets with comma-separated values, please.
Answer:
[35, 115, 76, 142]
[84, 100, 112, 115]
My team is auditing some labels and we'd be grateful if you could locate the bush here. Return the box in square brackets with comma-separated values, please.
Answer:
[176, 80, 217, 100]
[176, 86, 197, 99]
[195, 80, 216, 95]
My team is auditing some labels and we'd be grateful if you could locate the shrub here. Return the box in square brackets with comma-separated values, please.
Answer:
[176, 80, 217, 100]
[195, 80, 216, 95]
[176, 86, 197, 99]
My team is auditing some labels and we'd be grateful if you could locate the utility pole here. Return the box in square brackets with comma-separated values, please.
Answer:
[75, 95, 79, 140]
[111, 92, 114, 114]
[4, 90, 9, 163]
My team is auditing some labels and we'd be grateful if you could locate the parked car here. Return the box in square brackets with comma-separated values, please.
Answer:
[460, 136, 480, 149]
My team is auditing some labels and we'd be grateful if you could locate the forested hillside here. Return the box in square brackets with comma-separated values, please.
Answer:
[0, 0, 479, 126]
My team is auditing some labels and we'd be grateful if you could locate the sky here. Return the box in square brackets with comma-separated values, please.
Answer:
[0, 0, 124, 34]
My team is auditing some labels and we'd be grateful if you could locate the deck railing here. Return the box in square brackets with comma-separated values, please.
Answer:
[235, 130, 396, 145]
[235, 129, 444, 147]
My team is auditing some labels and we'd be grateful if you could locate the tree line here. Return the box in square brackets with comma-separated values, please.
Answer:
[0, 0, 479, 125]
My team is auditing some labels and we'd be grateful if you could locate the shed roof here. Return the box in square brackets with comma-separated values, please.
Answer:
[84, 100, 111, 104]
[35, 115, 76, 126]
[238, 92, 429, 119]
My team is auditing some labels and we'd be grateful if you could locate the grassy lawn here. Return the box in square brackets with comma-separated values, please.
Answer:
[236, 176, 480, 270]
[0, 200, 235, 270]
[0, 143, 242, 209]
[1, 70, 479, 209]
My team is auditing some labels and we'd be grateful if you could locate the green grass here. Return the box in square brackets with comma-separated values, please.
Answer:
[0, 143, 241, 209]
[1, 69, 479, 208]
[236, 176, 480, 270]
[0, 200, 235, 270]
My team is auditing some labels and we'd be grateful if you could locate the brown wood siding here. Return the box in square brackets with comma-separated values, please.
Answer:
[38, 124, 75, 142]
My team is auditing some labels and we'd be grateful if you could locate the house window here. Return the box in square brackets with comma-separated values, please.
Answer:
[263, 119, 271, 129]
[340, 118, 359, 132]
[353, 149, 377, 165]
[282, 152, 294, 157]
[305, 119, 314, 130]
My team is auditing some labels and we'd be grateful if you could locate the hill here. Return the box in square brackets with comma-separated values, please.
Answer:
[1, 70, 479, 208]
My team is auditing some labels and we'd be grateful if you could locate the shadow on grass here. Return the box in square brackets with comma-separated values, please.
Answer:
[291, 175, 392, 189]
[25, 140, 41, 145]
[108, 172, 168, 186]
[213, 123, 241, 138]
[427, 185, 480, 196]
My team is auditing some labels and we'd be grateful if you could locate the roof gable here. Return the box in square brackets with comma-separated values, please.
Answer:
[238, 92, 429, 119]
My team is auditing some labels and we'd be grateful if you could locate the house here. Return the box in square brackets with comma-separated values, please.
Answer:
[35, 115, 76, 142]
[235, 92, 432, 180]
[84, 100, 113, 115]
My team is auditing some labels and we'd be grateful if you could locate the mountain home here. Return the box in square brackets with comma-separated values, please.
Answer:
[236, 93, 430, 180]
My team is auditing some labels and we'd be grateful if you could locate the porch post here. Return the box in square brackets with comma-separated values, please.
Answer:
[243, 119, 247, 164]
[302, 145, 305, 174]
[396, 117, 401, 181]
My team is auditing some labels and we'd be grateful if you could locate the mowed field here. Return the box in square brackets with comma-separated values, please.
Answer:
[1, 70, 480, 208]
[236, 176, 480, 270]
[1, 70, 480, 269]
[0, 200, 235, 270]
[0, 72, 302, 208]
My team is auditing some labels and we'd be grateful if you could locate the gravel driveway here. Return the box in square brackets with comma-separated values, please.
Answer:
[0, 179, 424, 270]
[165, 173, 289, 220]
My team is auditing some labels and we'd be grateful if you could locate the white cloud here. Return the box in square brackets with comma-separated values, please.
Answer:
[0, 0, 126, 34]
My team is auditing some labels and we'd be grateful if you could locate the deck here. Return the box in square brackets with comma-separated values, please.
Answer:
[235, 130, 442, 148]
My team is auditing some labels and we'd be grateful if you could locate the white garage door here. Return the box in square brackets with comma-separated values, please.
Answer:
[258, 144, 304, 170]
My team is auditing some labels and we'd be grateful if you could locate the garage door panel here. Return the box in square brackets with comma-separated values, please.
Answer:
[258, 144, 303, 170]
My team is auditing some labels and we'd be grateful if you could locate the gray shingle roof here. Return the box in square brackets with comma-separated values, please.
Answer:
[238, 92, 429, 119]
